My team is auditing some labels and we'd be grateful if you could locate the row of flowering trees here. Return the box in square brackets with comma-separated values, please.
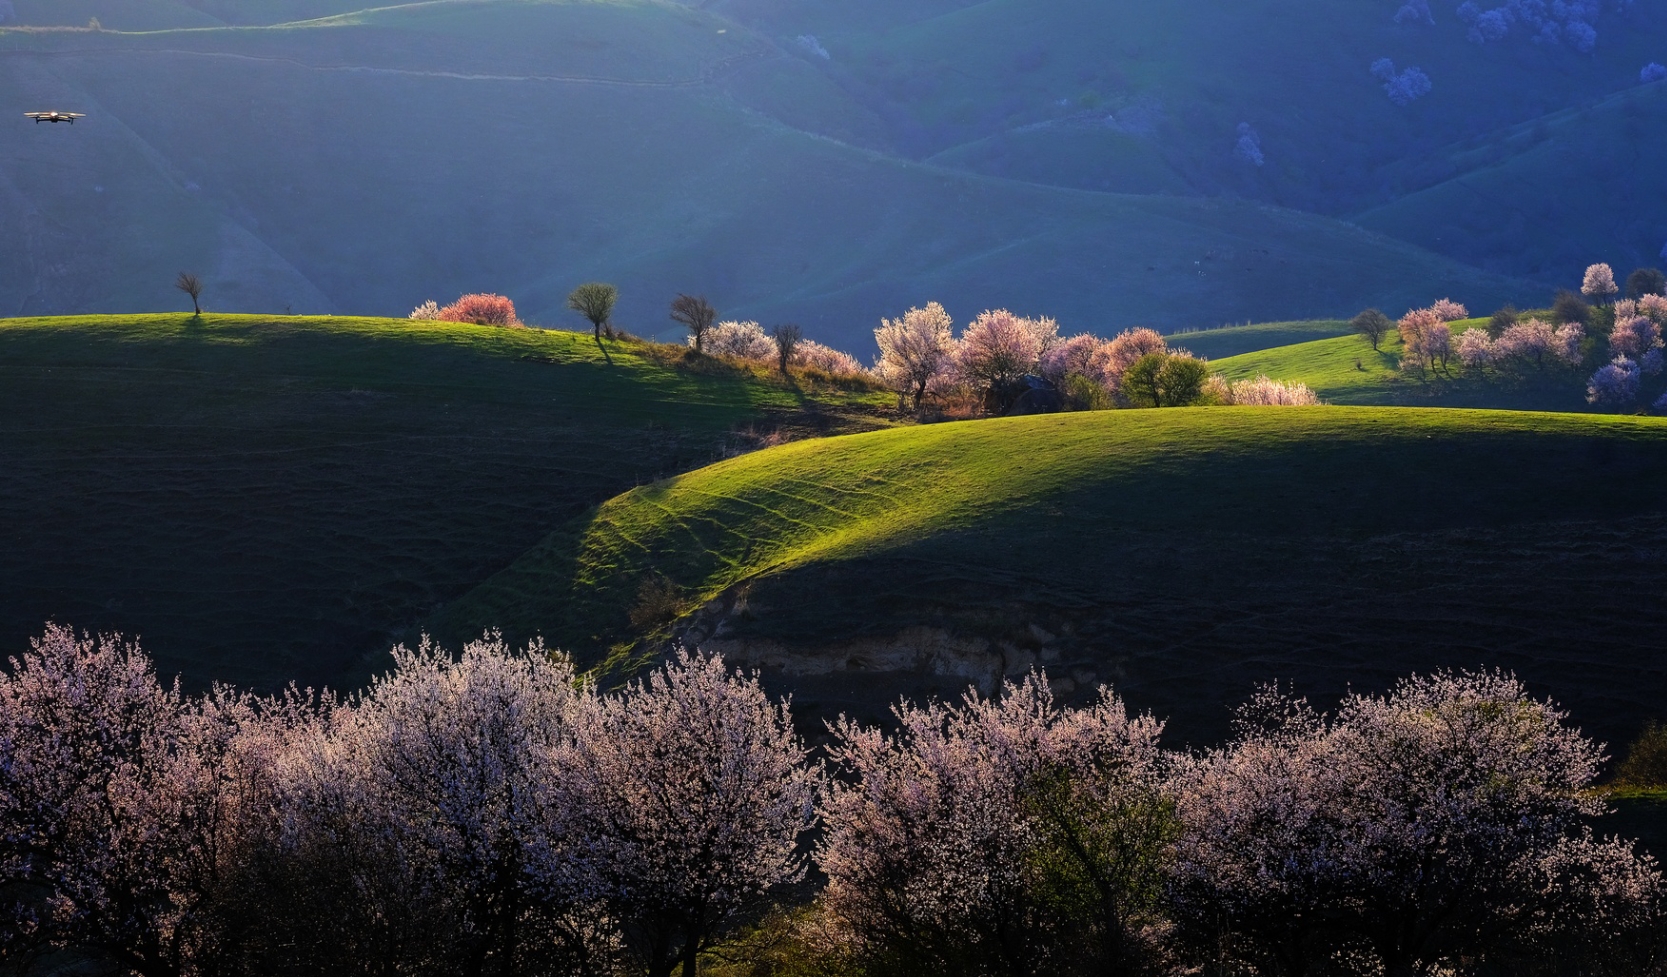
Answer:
[872, 302, 1318, 413]
[1363, 264, 1667, 412]
[2, 626, 1659, 976]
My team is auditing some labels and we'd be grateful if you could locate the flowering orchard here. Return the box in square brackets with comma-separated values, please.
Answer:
[1, 626, 1659, 976]
[1366, 262, 1667, 412]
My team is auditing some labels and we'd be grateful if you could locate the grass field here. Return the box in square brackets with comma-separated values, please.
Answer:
[1209, 321, 1603, 410]
[1164, 319, 1351, 360]
[0, 313, 889, 688]
[440, 406, 1667, 747]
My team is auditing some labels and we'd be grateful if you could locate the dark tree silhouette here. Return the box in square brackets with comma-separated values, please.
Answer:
[175, 272, 203, 315]
[770, 324, 802, 375]
[568, 282, 618, 341]
[670, 294, 716, 354]
[1351, 308, 1391, 351]
[1626, 267, 1666, 299]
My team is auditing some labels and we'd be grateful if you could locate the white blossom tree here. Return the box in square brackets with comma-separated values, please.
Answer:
[566, 650, 817, 977]
[874, 303, 957, 409]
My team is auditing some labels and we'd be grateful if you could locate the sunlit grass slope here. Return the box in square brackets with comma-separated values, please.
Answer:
[441, 407, 1667, 745]
[0, 314, 887, 688]
[1166, 319, 1351, 360]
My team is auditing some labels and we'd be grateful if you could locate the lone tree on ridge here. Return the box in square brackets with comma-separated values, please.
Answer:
[1351, 308, 1391, 351]
[568, 282, 618, 341]
[670, 294, 717, 354]
[770, 324, 802, 375]
[174, 272, 203, 315]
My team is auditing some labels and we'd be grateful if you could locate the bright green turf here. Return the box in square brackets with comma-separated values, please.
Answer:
[0, 313, 888, 688]
[440, 405, 1667, 655]
[1164, 319, 1351, 361]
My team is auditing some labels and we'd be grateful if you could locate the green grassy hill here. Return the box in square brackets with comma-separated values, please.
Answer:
[0, 0, 1537, 352]
[0, 313, 888, 688]
[1164, 319, 1351, 360]
[439, 406, 1667, 746]
[1210, 320, 1603, 410]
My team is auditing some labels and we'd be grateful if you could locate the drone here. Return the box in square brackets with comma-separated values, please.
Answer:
[25, 111, 85, 124]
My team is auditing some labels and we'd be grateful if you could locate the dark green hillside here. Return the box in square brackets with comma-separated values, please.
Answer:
[0, 314, 887, 688]
[441, 407, 1667, 746]
[0, 0, 1532, 350]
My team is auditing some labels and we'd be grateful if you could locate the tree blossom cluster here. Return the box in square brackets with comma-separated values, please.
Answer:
[411, 293, 521, 327]
[1212, 374, 1323, 406]
[1457, 0, 1604, 51]
[689, 321, 864, 377]
[1370, 58, 1434, 105]
[820, 671, 1661, 977]
[1, 630, 1660, 976]
[0, 628, 813, 977]
[872, 305, 1288, 414]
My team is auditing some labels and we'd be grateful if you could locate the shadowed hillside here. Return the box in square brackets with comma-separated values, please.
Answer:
[439, 407, 1667, 747]
[0, 314, 888, 688]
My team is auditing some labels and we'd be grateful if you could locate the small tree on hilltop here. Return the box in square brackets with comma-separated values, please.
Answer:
[669, 294, 716, 355]
[1627, 267, 1667, 299]
[175, 271, 204, 315]
[770, 324, 802, 375]
[874, 302, 957, 410]
[1584, 263, 1620, 305]
[1489, 303, 1518, 337]
[568, 282, 618, 341]
[1351, 308, 1392, 351]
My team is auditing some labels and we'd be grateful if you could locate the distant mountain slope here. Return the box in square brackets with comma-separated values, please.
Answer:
[437, 406, 1667, 745]
[1355, 80, 1667, 280]
[0, 2, 1533, 352]
[0, 314, 886, 689]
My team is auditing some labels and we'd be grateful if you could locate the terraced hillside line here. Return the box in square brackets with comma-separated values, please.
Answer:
[0, 314, 890, 690]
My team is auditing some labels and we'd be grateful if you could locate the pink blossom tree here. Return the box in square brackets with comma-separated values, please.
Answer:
[1088, 327, 1168, 402]
[1430, 298, 1469, 321]
[1173, 673, 1662, 977]
[439, 293, 520, 327]
[1583, 263, 1620, 305]
[955, 310, 1045, 392]
[1456, 326, 1496, 370]
[566, 651, 817, 977]
[1397, 307, 1445, 372]
[1038, 333, 1105, 384]
[701, 321, 774, 362]
[336, 634, 603, 975]
[873, 303, 956, 409]
[1609, 315, 1663, 359]
[0, 626, 264, 976]
[793, 340, 864, 377]
[1587, 356, 1641, 406]
[1496, 319, 1557, 371]
[819, 674, 1173, 976]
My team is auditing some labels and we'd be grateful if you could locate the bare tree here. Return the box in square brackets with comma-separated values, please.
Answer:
[1351, 308, 1391, 351]
[568, 283, 619, 341]
[175, 272, 203, 315]
[669, 294, 717, 355]
[770, 324, 802, 375]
